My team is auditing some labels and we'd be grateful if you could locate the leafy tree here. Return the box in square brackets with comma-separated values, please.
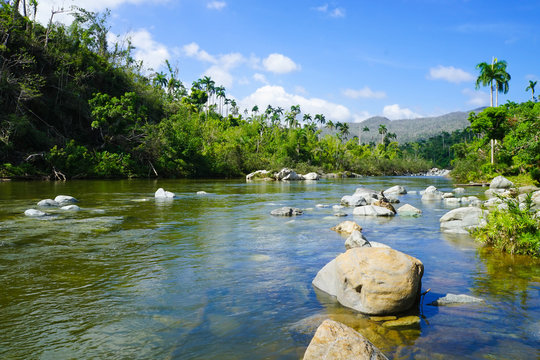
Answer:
[475, 58, 510, 107]
[378, 124, 387, 144]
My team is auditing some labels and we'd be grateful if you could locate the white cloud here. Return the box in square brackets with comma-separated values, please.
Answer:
[253, 73, 268, 84]
[109, 29, 170, 71]
[262, 53, 300, 74]
[428, 65, 475, 84]
[462, 88, 489, 107]
[315, 4, 328, 12]
[204, 66, 234, 88]
[330, 8, 345, 18]
[207, 1, 226, 10]
[382, 104, 422, 120]
[295, 86, 307, 95]
[239, 85, 351, 122]
[182, 42, 217, 63]
[343, 87, 386, 99]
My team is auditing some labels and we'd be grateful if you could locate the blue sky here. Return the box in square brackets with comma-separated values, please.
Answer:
[35, 0, 540, 122]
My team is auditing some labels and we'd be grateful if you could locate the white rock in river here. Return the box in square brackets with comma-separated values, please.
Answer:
[439, 207, 488, 234]
[429, 293, 484, 306]
[421, 186, 443, 201]
[303, 172, 320, 180]
[353, 205, 394, 217]
[61, 205, 80, 211]
[54, 195, 78, 205]
[397, 204, 422, 216]
[344, 230, 371, 250]
[384, 185, 407, 195]
[155, 188, 175, 198]
[454, 187, 465, 194]
[340, 194, 367, 207]
[196, 191, 207, 195]
[303, 319, 389, 360]
[37, 199, 59, 207]
[24, 209, 47, 217]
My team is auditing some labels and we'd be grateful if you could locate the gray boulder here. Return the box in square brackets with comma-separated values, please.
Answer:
[439, 207, 488, 234]
[353, 205, 395, 217]
[54, 195, 78, 205]
[271, 207, 303, 216]
[312, 247, 424, 315]
[344, 230, 370, 250]
[24, 209, 47, 217]
[384, 185, 407, 196]
[61, 205, 80, 211]
[303, 319, 389, 360]
[421, 186, 443, 201]
[490, 175, 514, 189]
[276, 168, 304, 181]
[246, 170, 271, 181]
[37, 199, 59, 207]
[303, 172, 320, 180]
[340, 195, 367, 207]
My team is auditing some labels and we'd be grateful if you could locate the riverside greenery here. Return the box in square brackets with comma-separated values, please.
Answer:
[0, 3, 432, 179]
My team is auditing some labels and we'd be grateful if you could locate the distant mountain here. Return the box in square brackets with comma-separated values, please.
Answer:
[324, 108, 484, 144]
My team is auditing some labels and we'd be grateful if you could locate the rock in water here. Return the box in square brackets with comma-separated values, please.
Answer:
[270, 207, 303, 216]
[61, 205, 80, 211]
[37, 199, 59, 207]
[439, 207, 488, 234]
[303, 319, 389, 360]
[490, 175, 514, 189]
[303, 172, 320, 180]
[312, 247, 424, 315]
[24, 209, 47, 217]
[372, 199, 396, 214]
[155, 188, 175, 198]
[381, 315, 420, 329]
[54, 195, 78, 205]
[429, 293, 484, 306]
[352, 205, 395, 216]
[421, 186, 443, 201]
[344, 230, 371, 250]
[397, 204, 422, 217]
[330, 221, 362, 234]
[384, 185, 407, 195]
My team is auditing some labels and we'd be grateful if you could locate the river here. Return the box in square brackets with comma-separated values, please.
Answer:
[0, 177, 538, 359]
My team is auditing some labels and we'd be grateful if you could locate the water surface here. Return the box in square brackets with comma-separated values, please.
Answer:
[0, 177, 538, 359]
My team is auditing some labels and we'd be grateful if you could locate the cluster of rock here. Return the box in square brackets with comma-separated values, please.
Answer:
[410, 167, 451, 177]
[246, 168, 320, 181]
[154, 188, 210, 198]
[24, 195, 79, 217]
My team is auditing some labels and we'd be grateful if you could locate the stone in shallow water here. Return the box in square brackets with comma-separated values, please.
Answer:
[397, 204, 422, 217]
[270, 207, 303, 216]
[54, 195, 78, 205]
[429, 293, 484, 306]
[330, 220, 362, 234]
[381, 315, 420, 328]
[24, 209, 47, 217]
[37, 199, 59, 207]
[155, 188, 175, 198]
[61, 205, 80, 211]
[303, 319, 389, 360]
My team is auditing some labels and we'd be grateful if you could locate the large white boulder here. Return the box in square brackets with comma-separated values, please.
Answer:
[384, 185, 407, 196]
[490, 175, 514, 189]
[312, 247, 424, 315]
[340, 195, 367, 207]
[37, 199, 59, 207]
[303, 172, 320, 180]
[353, 205, 395, 217]
[276, 168, 304, 180]
[155, 188, 175, 198]
[303, 319, 389, 360]
[246, 170, 271, 181]
[439, 207, 488, 234]
[54, 195, 78, 205]
[24, 209, 47, 217]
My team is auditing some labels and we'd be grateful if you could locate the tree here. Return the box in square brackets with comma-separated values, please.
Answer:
[526, 80, 537, 101]
[378, 124, 387, 144]
[314, 114, 326, 127]
[359, 126, 369, 145]
[468, 107, 508, 164]
[475, 58, 510, 107]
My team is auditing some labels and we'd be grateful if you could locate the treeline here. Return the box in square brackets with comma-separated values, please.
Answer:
[450, 101, 540, 183]
[0, 3, 432, 179]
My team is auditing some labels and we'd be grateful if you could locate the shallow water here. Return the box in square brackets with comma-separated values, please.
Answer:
[0, 177, 538, 359]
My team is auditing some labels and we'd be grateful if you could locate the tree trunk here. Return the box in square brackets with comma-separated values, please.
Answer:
[490, 138, 494, 164]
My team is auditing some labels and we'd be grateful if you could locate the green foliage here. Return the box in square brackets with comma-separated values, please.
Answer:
[468, 107, 508, 141]
[473, 194, 540, 257]
[47, 140, 93, 177]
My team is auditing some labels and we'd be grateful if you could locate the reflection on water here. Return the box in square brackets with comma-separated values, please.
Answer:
[0, 178, 538, 359]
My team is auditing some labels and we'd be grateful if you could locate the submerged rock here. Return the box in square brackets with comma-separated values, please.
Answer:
[303, 319, 389, 360]
[270, 207, 303, 216]
[429, 293, 484, 306]
[61, 205, 80, 211]
[381, 315, 421, 329]
[196, 191, 208, 195]
[312, 247, 424, 315]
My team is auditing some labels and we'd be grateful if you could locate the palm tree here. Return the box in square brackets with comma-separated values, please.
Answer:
[360, 126, 369, 145]
[325, 120, 335, 131]
[153, 72, 167, 88]
[252, 105, 259, 116]
[314, 114, 326, 127]
[526, 80, 537, 101]
[215, 86, 226, 115]
[339, 122, 350, 139]
[378, 124, 387, 144]
[475, 58, 510, 107]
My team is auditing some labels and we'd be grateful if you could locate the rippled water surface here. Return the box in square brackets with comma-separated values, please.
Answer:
[0, 177, 538, 359]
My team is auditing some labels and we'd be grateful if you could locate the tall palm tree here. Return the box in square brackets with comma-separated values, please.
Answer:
[325, 120, 335, 131]
[339, 122, 350, 139]
[526, 80, 537, 101]
[215, 86, 226, 115]
[314, 114, 326, 127]
[378, 124, 387, 144]
[475, 58, 510, 107]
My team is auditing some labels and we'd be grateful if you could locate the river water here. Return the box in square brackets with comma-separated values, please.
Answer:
[0, 177, 538, 359]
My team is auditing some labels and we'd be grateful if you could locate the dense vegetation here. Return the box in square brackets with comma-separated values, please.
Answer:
[0, 3, 433, 179]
